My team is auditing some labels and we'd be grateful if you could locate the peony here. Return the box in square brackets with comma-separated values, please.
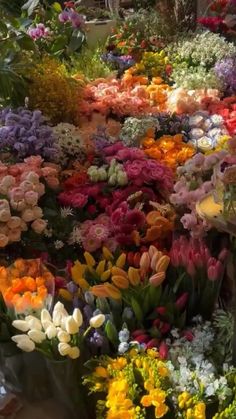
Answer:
[31, 219, 47, 234]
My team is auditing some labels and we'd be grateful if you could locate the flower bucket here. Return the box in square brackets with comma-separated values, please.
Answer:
[46, 358, 90, 419]
[86, 20, 116, 48]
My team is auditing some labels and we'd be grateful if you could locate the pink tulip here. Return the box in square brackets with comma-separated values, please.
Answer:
[140, 252, 150, 273]
[176, 292, 188, 310]
[159, 341, 168, 359]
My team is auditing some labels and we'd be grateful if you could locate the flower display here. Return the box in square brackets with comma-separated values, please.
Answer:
[0, 259, 54, 313]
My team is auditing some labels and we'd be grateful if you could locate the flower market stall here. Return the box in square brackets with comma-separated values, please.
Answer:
[1, 0, 236, 418]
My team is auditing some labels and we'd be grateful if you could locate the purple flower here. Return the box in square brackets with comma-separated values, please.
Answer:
[59, 10, 70, 22]
[214, 56, 236, 95]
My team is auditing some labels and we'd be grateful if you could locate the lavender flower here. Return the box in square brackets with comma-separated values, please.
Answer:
[214, 56, 236, 95]
[101, 53, 135, 73]
[0, 108, 58, 162]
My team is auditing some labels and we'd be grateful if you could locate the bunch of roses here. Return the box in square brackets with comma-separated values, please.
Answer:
[188, 111, 228, 152]
[206, 96, 236, 135]
[167, 87, 220, 115]
[0, 156, 60, 247]
[170, 151, 227, 237]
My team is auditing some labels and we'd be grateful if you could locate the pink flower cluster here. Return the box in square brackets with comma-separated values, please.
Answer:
[124, 158, 173, 191]
[0, 156, 60, 247]
[170, 235, 226, 280]
[167, 87, 220, 115]
[79, 215, 118, 253]
[79, 79, 158, 118]
[28, 23, 51, 41]
[170, 152, 226, 237]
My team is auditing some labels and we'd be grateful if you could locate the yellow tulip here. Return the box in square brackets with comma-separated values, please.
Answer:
[107, 261, 113, 270]
[101, 269, 111, 282]
[90, 285, 109, 298]
[128, 267, 140, 286]
[71, 261, 86, 283]
[104, 283, 121, 299]
[140, 252, 150, 272]
[116, 253, 126, 268]
[111, 267, 128, 278]
[111, 275, 129, 289]
[84, 252, 96, 267]
[102, 246, 114, 261]
[155, 255, 170, 273]
[96, 260, 106, 276]
[58, 289, 73, 301]
[76, 277, 90, 290]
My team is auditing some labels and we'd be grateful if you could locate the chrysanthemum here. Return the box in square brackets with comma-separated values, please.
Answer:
[89, 224, 109, 241]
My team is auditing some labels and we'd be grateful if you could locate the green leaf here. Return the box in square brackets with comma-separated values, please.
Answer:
[50, 35, 67, 54]
[105, 320, 118, 346]
[68, 31, 85, 53]
[22, 0, 40, 16]
[16, 34, 35, 51]
[131, 297, 143, 324]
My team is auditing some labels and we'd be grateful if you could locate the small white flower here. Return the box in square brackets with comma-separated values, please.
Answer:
[60, 207, 74, 218]
[68, 226, 82, 245]
[44, 228, 53, 238]
[54, 240, 64, 250]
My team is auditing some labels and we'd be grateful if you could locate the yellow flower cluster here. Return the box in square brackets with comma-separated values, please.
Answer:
[28, 56, 85, 125]
[132, 51, 169, 78]
[84, 349, 169, 419]
[178, 392, 206, 419]
[69, 246, 170, 301]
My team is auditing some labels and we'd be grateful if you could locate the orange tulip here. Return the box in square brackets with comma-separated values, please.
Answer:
[149, 272, 166, 287]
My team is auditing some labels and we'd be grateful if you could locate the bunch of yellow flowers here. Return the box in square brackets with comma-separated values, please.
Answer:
[131, 51, 169, 79]
[178, 392, 206, 419]
[83, 348, 170, 419]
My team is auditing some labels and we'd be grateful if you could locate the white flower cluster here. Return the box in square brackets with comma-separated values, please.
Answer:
[12, 302, 105, 359]
[173, 31, 236, 68]
[53, 123, 85, 165]
[167, 320, 232, 401]
[171, 64, 220, 90]
[120, 117, 159, 147]
[188, 111, 227, 151]
[88, 159, 128, 186]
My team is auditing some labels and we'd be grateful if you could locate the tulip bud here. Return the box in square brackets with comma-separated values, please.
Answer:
[127, 252, 134, 266]
[28, 329, 46, 344]
[25, 316, 42, 331]
[182, 330, 194, 342]
[41, 309, 52, 325]
[12, 320, 30, 332]
[148, 245, 158, 260]
[133, 252, 141, 268]
[151, 251, 162, 270]
[176, 293, 188, 310]
[65, 316, 79, 335]
[156, 307, 166, 316]
[111, 267, 128, 278]
[116, 253, 126, 269]
[149, 272, 166, 287]
[140, 252, 150, 273]
[104, 283, 122, 299]
[159, 341, 168, 359]
[46, 325, 57, 339]
[96, 260, 106, 276]
[219, 248, 228, 262]
[160, 322, 171, 334]
[102, 246, 113, 261]
[155, 255, 170, 273]
[58, 342, 71, 357]
[68, 346, 80, 359]
[132, 329, 146, 339]
[89, 314, 105, 328]
[111, 275, 129, 289]
[100, 269, 111, 281]
[84, 252, 96, 267]
[73, 308, 83, 328]
[12, 335, 35, 352]
[134, 334, 150, 344]
[128, 267, 140, 286]
[58, 330, 71, 343]
[53, 302, 68, 316]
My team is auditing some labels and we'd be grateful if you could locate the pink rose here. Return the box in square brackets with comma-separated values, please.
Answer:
[8, 228, 21, 243]
[31, 219, 47, 234]
[24, 156, 44, 167]
[71, 193, 88, 208]
[10, 199, 26, 212]
[21, 209, 35, 222]
[24, 191, 39, 206]
[20, 180, 34, 192]
[34, 183, 45, 196]
[0, 234, 8, 248]
[9, 187, 24, 202]
[7, 216, 22, 229]
[25, 171, 40, 184]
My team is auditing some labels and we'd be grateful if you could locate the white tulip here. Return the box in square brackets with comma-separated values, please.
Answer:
[53, 302, 68, 316]
[28, 329, 46, 344]
[41, 309, 52, 324]
[73, 308, 83, 328]
[89, 314, 105, 329]
[46, 325, 57, 339]
[65, 316, 79, 335]
[25, 316, 42, 331]
[52, 311, 64, 327]
[12, 335, 35, 352]
[57, 330, 71, 343]
[42, 320, 53, 331]
[68, 346, 80, 360]
[58, 342, 71, 357]
[12, 320, 30, 332]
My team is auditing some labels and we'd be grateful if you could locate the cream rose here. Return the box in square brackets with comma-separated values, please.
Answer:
[31, 219, 47, 234]
[7, 216, 22, 229]
[21, 209, 35, 222]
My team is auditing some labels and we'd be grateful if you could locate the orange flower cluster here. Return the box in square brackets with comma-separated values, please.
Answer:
[145, 210, 175, 242]
[122, 74, 171, 112]
[142, 133, 195, 170]
[0, 259, 54, 313]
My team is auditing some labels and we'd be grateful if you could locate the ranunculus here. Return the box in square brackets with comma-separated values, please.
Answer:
[32, 206, 43, 219]
[22, 209, 35, 222]
[31, 219, 47, 234]
[0, 199, 10, 211]
[24, 191, 39, 206]
[8, 228, 21, 243]
[10, 199, 26, 212]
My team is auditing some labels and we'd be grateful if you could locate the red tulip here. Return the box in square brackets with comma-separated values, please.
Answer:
[159, 341, 168, 359]
[146, 338, 159, 349]
[135, 334, 150, 344]
[156, 306, 166, 316]
[132, 329, 146, 338]
[175, 292, 188, 310]
[160, 322, 171, 334]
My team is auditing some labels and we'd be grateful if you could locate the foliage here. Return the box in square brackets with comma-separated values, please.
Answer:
[71, 46, 112, 81]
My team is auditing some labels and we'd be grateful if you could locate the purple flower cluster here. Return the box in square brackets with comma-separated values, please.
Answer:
[101, 53, 135, 72]
[27, 23, 50, 41]
[0, 108, 58, 161]
[155, 112, 191, 141]
[58, 10, 85, 29]
[214, 56, 236, 95]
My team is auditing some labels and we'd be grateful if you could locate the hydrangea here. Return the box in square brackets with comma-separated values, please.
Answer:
[0, 108, 58, 162]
